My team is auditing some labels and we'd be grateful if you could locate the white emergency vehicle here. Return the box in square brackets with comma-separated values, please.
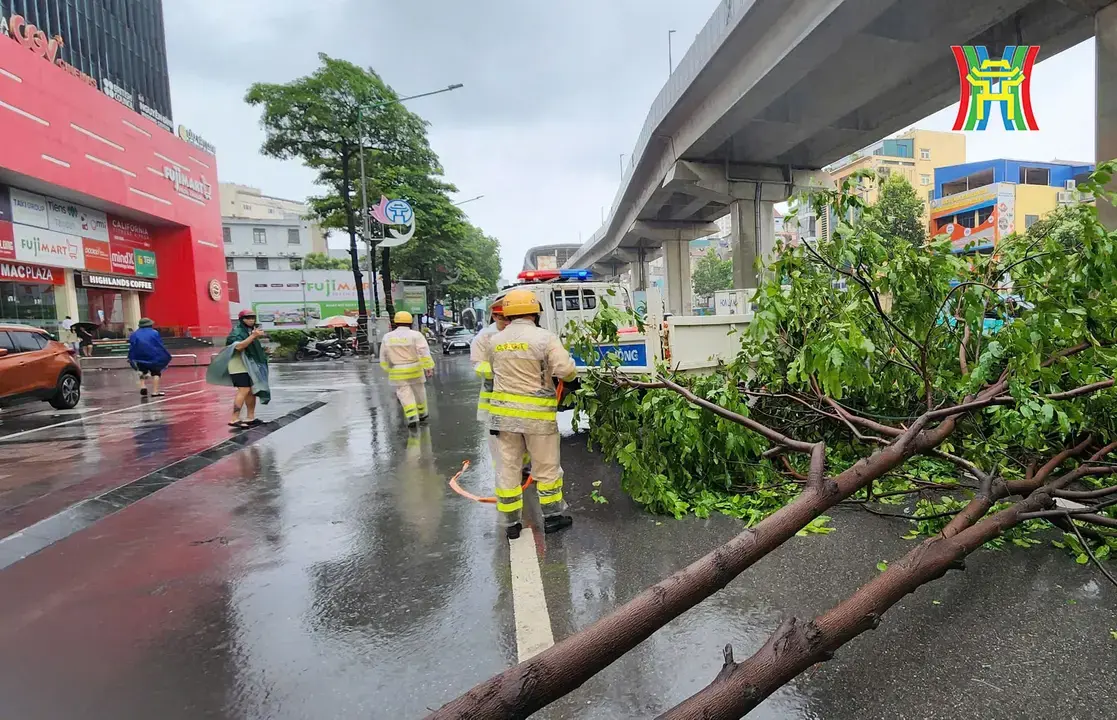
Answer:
[485, 269, 752, 375]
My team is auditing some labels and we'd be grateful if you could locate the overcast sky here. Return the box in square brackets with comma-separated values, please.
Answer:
[164, 0, 1097, 281]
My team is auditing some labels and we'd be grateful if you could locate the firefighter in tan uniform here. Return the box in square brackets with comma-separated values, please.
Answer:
[379, 311, 435, 428]
[485, 288, 576, 539]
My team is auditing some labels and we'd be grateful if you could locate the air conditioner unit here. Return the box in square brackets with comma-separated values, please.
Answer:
[1065, 179, 1076, 191]
[1057, 191, 1076, 204]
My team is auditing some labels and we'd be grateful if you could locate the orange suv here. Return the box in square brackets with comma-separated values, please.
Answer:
[0, 324, 83, 410]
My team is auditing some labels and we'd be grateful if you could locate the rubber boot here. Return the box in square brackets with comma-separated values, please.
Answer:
[543, 515, 573, 534]
[506, 522, 523, 540]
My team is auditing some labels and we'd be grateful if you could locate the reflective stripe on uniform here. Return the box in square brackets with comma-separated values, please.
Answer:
[490, 392, 558, 408]
[475, 361, 493, 379]
[389, 367, 424, 381]
[402, 403, 419, 418]
[490, 406, 556, 422]
[535, 478, 563, 493]
[420, 356, 435, 370]
[537, 476, 564, 505]
[477, 390, 494, 413]
[494, 485, 523, 513]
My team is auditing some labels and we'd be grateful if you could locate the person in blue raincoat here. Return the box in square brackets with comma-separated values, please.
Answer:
[206, 310, 271, 430]
[127, 318, 172, 397]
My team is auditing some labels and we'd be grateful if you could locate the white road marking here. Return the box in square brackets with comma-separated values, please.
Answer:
[0, 390, 207, 441]
[508, 527, 555, 661]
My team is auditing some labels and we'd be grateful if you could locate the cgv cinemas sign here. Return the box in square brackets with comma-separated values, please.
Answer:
[1, 14, 97, 88]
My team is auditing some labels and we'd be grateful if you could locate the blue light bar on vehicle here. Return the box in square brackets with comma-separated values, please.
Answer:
[559, 269, 592, 280]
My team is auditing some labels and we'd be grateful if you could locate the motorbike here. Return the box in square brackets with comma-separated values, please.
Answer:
[294, 333, 344, 361]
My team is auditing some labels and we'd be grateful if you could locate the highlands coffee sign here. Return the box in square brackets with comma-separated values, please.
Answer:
[80, 272, 155, 292]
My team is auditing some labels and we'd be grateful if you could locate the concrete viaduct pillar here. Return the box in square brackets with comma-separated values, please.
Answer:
[730, 199, 776, 290]
[1099, 3, 1117, 229]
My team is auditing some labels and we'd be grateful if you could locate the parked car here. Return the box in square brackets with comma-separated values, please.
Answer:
[442, 326, 474, 354]
[0, 324, 83, 409]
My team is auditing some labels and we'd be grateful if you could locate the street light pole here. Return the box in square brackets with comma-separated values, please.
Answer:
[355, 82, 463, 353]
[668, 29, 676, 76]
[453, 194, 485, 207]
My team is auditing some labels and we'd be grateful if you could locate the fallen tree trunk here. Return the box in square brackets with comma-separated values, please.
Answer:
[426, 407, 968, 719]
[658, 493, 1047, 719]
[660, 443, 1117, 719]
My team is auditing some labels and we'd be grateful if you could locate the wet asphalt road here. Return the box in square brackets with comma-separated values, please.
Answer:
[0, 356, 1113, 719]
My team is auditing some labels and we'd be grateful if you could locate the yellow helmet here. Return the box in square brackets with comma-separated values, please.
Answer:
[393, 311, 413, 325]
[501, 288, 542, 317]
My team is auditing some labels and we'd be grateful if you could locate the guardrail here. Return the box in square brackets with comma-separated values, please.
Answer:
[80, 353, 209, 371]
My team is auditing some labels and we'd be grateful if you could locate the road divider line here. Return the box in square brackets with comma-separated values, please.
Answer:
[509, 528, 555, 661]
[0, 390, 207, 441]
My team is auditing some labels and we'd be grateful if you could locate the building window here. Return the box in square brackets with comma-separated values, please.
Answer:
[928, 190, 934, 204]
[253, 228, 267, 245]
[256, 258, 270, 271]
[243, 203, 252, 211]
[1025, 214, 1039, 229]
[1019, 167, 1050, 186]
[920, 148, 930, 160]
[287, 228, 301, 245]
[223, 226, 232, 244]
[920, 174, 931, 186]
[268, 208, 274, 214]
[226, 257, 235, 270]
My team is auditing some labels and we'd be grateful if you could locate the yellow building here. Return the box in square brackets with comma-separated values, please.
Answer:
[822, 129, 967, 228]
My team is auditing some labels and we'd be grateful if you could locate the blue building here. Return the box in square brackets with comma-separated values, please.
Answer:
[930, 159, 1094, 253]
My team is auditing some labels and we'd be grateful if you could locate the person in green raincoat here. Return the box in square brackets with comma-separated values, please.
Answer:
[207, 309, 271, 429]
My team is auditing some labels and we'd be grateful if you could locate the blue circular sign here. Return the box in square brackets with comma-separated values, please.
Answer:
[384, 199, 414, 225]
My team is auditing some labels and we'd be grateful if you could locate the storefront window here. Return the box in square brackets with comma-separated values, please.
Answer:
[0, 282, 59, 335]
[76, 288, 126, 339]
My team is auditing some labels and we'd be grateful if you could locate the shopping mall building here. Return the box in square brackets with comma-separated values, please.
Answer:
[0, 2, 229, 339]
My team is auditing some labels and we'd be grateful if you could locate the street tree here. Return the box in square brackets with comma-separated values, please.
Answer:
[428, 166, 1117, 719]
[245, 54, 438, 340]
[866, 172, 927, 246]
[691, 247, 733, 300]
[295, 252, 350, 270]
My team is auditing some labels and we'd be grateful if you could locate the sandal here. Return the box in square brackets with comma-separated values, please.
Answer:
[246, 418, 264, 427]
[151, 392, 166, 397]
[228, 421, 249, 431]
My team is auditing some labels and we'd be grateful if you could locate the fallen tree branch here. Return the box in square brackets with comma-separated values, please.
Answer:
[1066, 519, 1117, 589]
[429, 347, 1112, 719]
[659, 476, 1075, 719]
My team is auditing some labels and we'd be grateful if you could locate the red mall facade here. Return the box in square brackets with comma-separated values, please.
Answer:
[0, 22, 228, 338]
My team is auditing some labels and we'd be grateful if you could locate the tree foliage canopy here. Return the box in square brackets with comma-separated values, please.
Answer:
[245, 54, 500, 316]
[692, 248, 734, 299]
[864, 172, 927, 247]
[296, 252, 350, 270]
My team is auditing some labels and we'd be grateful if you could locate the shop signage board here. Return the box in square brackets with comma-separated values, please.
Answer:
[80, 272, 154, 292]
[13, 224, 84, 269]
[82, 237, 112, 273]
[1, 260, 65, 284]
[134, 249, 158, 277]
[9, 187, 50, 228]
[229, 270, 380, 329]
[107, 216, 155, 249]
[0, 186, 11, 224]
[0, 221, 13, 260]
[177, 126, 216, 156]
[44, 196, 109, 242]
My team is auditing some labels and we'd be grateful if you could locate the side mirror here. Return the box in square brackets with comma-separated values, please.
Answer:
[0, 348, 8, 357]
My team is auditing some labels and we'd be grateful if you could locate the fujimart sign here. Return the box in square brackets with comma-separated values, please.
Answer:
[163, 166, 213, 203]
